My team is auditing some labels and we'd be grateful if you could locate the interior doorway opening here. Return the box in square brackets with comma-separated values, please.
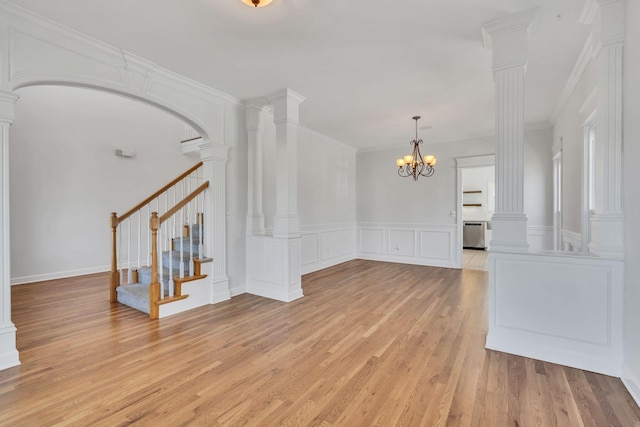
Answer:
[455, 155, 495, 270]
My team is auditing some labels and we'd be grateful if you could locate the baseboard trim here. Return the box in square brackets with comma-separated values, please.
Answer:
[246, 279, 303, 303]
[622, 365, 640, 408]
[11, 265, 110, 286]
[229, 284, 246, 297]
[301, 253, 356, 275]
[486, 331, 620, 377]
[357, 253, 457, 269]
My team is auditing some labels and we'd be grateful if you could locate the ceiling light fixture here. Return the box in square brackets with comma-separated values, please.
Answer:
[396, 116, 437, 181]
[240, 0, 274, 7]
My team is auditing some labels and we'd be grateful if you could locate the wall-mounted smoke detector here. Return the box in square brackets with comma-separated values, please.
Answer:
[115, 148, 135, 158]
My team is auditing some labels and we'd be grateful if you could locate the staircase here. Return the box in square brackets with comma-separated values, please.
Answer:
[110, 162, 212, 319]
[116, 224, 207, 314]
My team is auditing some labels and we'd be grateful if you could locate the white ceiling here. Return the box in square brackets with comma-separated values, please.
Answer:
[6, 0, 589, 149]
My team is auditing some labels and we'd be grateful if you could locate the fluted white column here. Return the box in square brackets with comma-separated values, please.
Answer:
[266, 89, 306, 239]
[0, 90, 19, 370]
[482, 9, 537, 252]
[245, 100, 267, 235]
[198, 141, 231, 303]
[587, 0, 625, 258]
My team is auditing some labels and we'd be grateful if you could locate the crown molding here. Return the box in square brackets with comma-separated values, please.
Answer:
[0, 0, 243, 108]
[579, 0, 600, 25]
[298, 126, 357, 153]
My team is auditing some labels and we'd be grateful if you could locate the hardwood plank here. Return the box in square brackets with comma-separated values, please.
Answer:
[0, 260, 638, 426]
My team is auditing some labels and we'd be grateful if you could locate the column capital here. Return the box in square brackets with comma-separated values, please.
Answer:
[586, 0, 625, 47]
[482, 8, 538, 71]
[0, 91, 18, 124]
[244, 99, 269, 133]
[266, 88, 306, 125]
[198, 141, 229, 163]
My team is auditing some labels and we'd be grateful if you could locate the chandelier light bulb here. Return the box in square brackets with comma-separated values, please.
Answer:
[240, 0, 274, 7]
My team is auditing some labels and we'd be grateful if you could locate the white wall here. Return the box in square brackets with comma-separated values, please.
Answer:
[9, 86, 199, 284]
[298, 127, 356, 227]
[356, 129, 553, 266]
[553, 59, 596, 236]
[524, 128, 554, 228]
[623, 0, 640, 405]
[297, 127, 357, 274]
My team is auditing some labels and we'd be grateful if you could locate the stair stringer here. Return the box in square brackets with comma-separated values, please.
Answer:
[158, 260, 213, 318]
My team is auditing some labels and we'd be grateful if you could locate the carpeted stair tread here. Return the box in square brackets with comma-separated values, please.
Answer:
[172, 236, 201, 254]
[116, 283, 150, 314]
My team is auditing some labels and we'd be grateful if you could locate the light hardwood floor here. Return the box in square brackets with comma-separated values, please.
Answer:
[1, 260, 639, 426]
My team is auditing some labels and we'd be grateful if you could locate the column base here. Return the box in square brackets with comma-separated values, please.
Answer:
[246, 214, 265, 236]
[273, 214, 300, 238]
[490, 213, 529, 252]
[0, 323, 20, 371]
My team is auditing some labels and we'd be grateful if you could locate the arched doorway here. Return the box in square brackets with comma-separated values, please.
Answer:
[0, 6, 232, 369]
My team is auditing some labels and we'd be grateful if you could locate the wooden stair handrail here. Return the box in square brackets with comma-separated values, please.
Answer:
[159, 182, 209, 224]
[117, 161, 203, 224]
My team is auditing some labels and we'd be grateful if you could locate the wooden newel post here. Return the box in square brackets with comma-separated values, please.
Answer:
[149, 212, 160, 319]
[110, 212, 119, 302]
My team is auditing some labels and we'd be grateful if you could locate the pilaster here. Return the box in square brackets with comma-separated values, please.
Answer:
[245, 99, 268, 235]
[266, 89, 306, 239]
[482, 8, 537, 252]
[0, 90, 19, 370]
[588, 0, 625, 258]
[198, 141, 231, 303]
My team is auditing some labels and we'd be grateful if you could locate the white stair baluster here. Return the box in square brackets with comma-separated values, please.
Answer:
[127, 218, 132, 283]
[118, 225, 124, 284]
[169, 214, 174, 297]
[189, 197, 194, 276]
[158, 222, 164, 300]
[179, 206, 185, 278]
[199, 191, 204, 259]
[136, 210, 141, 275]
[146, 204, 151, 266]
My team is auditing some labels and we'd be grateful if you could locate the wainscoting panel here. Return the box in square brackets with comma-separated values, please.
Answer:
[246, 236, 303, 302]
[300, 224, 357, 275]
[487, 251, 623, 376]
[301, 233, 320, 266]
[420, 230, 452, 260]
[359, 227, 385, 254]
[358, 223, 457, 268]
[388, 230, 416, 257]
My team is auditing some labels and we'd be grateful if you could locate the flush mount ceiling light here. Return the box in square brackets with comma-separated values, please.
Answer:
[396, 116, 437, 181]
[240, 0, 274, 7]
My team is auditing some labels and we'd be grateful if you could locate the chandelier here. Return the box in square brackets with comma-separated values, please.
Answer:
[240, 0, 274, 7]
[396, 116, 437, 181]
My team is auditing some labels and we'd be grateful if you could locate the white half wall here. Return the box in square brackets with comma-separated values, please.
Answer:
[487, 251, 624, 377]
[246, 235, 302, 302]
